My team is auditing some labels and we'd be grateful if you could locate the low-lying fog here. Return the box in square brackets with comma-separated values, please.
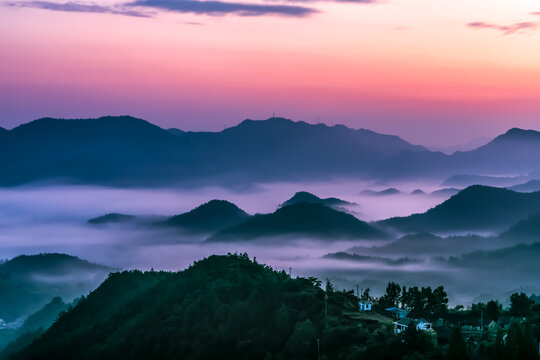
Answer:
[0, 181, 537, 307]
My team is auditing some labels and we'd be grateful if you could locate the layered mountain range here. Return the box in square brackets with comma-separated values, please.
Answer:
[3, 116, 539, 186]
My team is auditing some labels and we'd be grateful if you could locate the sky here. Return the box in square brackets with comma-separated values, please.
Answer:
[1, 0, 540, 146]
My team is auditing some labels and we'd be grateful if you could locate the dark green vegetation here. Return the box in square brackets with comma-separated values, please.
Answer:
[0, 297, 69, 359]
[280, 191, 352, 209]
[10, 254, 398, 360]
[0, 254, 113, 321]
[163, 200, 250, 232]
[9, 255, 540, 360]
[380, 185, 540, 232]
[499, 214, 540, 241]
[209, 202, 387, 241]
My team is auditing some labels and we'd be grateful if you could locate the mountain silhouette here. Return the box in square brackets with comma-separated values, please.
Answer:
[441, 174, 527, 188]
[209, 202, 387, 241]
[0, 116, 425, 186]
[361, 188, 401, 196]
[163, 200, 250, 232]
[0, 254, 113, 322]
[3, 116, 539, 185]
[374, 128, 540, 180]
[430, 188, 460, 197]
[508, 180, 540, 193]
[280, 191, 352, 208]
[88, 213, 136, 225]
[498, 214, 540, 241]
[379, 185, 540, 233]
[0, 116, 188, 186]
[10, 254, 376, 360]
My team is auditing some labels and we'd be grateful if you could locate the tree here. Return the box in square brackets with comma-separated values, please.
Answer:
[447, 326, 468, 360]
[433, 286, 449, 313]
[509, 293, 533, 317]
[361, 288, 371, 302]
[486, 300, 502, 322]
[379, 282, 401, 308]
[325, 279, 334, 293]
[491, 329, 505, 360]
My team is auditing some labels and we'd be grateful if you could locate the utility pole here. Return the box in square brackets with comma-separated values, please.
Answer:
[481, 309, 484, 328]
[324, 293, 328, 319]
[317, 338, 321, 360]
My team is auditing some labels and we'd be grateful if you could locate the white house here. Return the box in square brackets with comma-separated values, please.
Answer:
[395, 318, 433, 334]
[359, 301, 372, 311]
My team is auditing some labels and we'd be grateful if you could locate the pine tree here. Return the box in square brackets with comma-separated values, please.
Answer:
[447, 326, 468, 360]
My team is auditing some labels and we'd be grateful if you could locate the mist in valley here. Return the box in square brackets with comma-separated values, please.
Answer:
[0, 180, 537, 312]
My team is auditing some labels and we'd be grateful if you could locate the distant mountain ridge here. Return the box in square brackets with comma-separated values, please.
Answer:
[374, 127, 540, 180]
[2, 116, 539, 186]
[0, 116, 425, 186]
[379, 185, 540, 233]
[280, 191, 353, 208]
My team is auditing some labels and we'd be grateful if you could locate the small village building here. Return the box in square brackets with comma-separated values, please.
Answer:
[487, 320, 499, 332]
[385, 307, 409, 320]
[394, 318, 433, 334]
[359, 301, 372, 311]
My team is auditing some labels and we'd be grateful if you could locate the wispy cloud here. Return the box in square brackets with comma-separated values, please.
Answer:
[467, 21, 538, 35]
[126, 0, 318, 17]
[7, 0, 318, 18]
[7, 1, 151, 17]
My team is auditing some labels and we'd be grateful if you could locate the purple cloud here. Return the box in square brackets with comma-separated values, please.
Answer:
[8, 0, 318, 18]
[126, 0, 318, 17]
[7, 1, 151, 17]
[467, 21, 538, 35]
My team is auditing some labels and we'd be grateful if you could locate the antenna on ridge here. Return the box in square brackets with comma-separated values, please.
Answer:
[272, 112, 276, 119]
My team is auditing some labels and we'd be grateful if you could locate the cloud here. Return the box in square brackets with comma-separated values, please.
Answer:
[467, 21, 538, 35]
[7, 1, 151, 17]
[531, 12, 540, 16]
[127, 0, 318, 17]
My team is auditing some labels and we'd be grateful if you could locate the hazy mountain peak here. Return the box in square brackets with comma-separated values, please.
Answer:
[492, 127, 540, 143]
[164, 200, 250, 232]
[280, 191, 352, 208]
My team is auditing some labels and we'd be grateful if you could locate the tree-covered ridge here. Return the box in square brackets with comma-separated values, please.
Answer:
[209, 202, 387, 241]
[163, 199, 251, 232]
[11, 254, 439, 360]
[9, 254, 540, 360]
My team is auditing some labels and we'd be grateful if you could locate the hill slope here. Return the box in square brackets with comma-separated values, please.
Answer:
[379, 185, 540, 233]
[0, 254, 113, 322]
[209, 202, 387, 241]
[163, 200, 250, 232]
[12, 254, 389, 360]
[280, 191, 352, 208]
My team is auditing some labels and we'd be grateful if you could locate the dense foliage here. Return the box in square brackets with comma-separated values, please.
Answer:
[8, 255, 540, 360]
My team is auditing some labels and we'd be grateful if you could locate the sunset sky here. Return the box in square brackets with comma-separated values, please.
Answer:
[1, 0, 540, 146]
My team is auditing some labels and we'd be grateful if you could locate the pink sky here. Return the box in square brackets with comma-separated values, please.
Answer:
[1, 0, 540, 146]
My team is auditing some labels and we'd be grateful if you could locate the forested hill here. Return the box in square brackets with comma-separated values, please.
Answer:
[13, 254, 419, 360]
